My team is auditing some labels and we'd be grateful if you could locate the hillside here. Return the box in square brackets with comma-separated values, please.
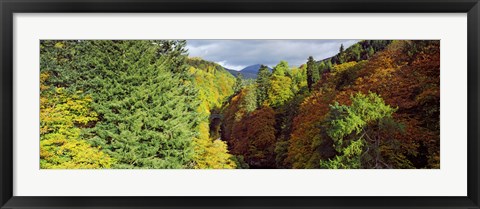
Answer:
[39, 39, 440, 169]
[221, 40, 440, 169]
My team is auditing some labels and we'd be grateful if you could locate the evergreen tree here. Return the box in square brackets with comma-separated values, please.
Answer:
[256, 65, 271, 106]
[240, 85, 258, 113]
[338, 44, 346, 64]
[368, 46, 375, 58]
[317, 61, 326, 76]
[306, 56, 319, 91]
[41, 40, 201, 169]
[234, 72, 244, 93]
[154, 40, 188, 73]
[325, 60, 333, 72]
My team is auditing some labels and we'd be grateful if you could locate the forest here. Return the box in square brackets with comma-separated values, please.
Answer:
[40, 40, 440, 169]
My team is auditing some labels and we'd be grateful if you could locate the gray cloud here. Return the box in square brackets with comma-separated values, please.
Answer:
[186, 40, 358, 70]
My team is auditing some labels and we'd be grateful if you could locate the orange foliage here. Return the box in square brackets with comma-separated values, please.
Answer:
[222, 89, 276, 168]
[286, 90, 336, 168]
[333, 40, 440, 168]
[286, 40, 440, 168]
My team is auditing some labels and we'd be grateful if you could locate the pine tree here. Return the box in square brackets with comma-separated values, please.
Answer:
[256, 65, 271, 106]
[41, 40, 201, 169]
[234, 72, 244, 93]
[338, 44, 346, 64]
[317, 61, 326, 76]
[368, 46, 375, 58]
[325, 60, 333, 72]
[306, 56, 319, 91]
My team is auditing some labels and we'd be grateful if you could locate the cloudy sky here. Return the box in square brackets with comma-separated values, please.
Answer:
[186, 40, 358, 71]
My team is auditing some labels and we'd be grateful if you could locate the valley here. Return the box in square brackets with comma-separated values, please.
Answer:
[39, 40, 440, 169]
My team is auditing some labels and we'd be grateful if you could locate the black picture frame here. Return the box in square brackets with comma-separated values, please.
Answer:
[1, 0, 479, 208]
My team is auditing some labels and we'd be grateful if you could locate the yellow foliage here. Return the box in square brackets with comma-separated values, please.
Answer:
[331, 61, 358, 75]
[188, 64, 237, 169]
[193, 137, 237, 169]
[191, 66, 235, 111]
[192, 122, 237, 169]
[40, 80, 113, 169]
[267, 75, 294, 107]
[40, 87, 98, 138]
[54, 42, 64, 48]
[40, 137, 114, 169]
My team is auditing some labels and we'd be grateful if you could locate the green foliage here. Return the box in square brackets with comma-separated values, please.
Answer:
[290, 65, 308, 94]
[368, 46, 375, 58]
[345, 44, 361, 61]
[338, 44, 346, 64]
[325, 60, 333, 72]
[321, 92, 401, 169]
[319, 139, 364, 169]
[317, 40, 392, 72]
[256, 65, 272, 106]
[327, 92, 396, 148]
[266, 61, 294, 107]
[40, 39, 439, 170]
[41, 40, 201, 169]
[234, 72, 244, 93]
[230, 155, 250, 169]
[306, 56, 319, 91]
[267, 75, 294, 107]
[240, 85, 258, 113]
[187, 59, 236, 113]
[272, 60, 289, 76]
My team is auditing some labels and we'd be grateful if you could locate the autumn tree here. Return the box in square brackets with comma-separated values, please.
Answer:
[286, 90, 337, 168]
[40, 73, 113, 169]
[287, 40, 439, 169]
[266, 61, 294, 107]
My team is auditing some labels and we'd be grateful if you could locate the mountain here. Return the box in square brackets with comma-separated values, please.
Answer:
[227, 64, 272, 79]
[241, 64, 267, 73]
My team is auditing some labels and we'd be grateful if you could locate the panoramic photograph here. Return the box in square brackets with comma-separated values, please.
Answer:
[39, 40, 440, 169]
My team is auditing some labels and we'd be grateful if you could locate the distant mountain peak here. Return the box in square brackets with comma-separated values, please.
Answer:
[240, 64, 272, 73]
[221, 64, 272, 79]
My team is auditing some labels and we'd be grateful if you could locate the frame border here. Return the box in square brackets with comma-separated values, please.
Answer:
[1, 0, 479, 208]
